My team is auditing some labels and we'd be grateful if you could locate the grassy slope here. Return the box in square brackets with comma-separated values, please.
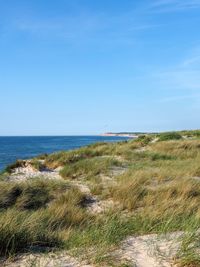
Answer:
[1, 131, 200, 266]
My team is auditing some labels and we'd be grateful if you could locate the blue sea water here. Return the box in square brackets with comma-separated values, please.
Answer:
[0, 136, 130, 171]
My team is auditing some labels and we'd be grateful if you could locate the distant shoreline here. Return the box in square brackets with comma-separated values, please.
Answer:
[101, 133, 138, 138]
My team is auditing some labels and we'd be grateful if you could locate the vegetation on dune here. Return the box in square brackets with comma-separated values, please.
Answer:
[44, 145, 110, 169]
[2, 130, 200, 265]
[29, 159, 45, 171]
[0, 179, 88, 257]
[158, 131, 182, 141]
[0, 179, 69, 210]
[60, 157, 122, 179]
[136, 134, 154, 145]
[0, 209, 62, 256]
[111, 170, 200, 220]
[179, 129, 200, 138]
[176, 231, 200, 267]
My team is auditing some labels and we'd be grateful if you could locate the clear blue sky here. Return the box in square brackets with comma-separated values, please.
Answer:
[0, 0, 200, 135]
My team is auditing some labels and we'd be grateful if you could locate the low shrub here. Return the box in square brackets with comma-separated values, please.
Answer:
[158, 132, 182, 141]
[136, 135, 153, 145]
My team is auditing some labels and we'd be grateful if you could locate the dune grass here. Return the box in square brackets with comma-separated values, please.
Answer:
[176, 231, 200, 266]
[0, 179, 69, 210]
[60, 157, 122, 180]
[0, 179, 89, 257]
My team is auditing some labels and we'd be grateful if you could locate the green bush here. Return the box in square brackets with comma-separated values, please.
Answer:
[158, 132, 182, 141]
[137, 135, 153, 145]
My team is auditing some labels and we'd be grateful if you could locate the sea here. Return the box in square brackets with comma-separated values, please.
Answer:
[0, 136, 130, 171]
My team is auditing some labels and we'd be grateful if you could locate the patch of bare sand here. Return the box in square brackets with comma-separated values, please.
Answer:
[114, 232, 182, 267]
[7, 165, 62, 182]
[2, 252, 93, 267]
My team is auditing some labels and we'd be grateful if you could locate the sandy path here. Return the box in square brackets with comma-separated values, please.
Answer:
[71, 180, 115, 214]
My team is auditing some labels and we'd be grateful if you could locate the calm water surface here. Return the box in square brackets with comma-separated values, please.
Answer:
[0, 136, 130, 171]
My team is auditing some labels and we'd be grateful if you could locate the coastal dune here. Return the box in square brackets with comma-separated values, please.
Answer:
[1, 131, 200, 266]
